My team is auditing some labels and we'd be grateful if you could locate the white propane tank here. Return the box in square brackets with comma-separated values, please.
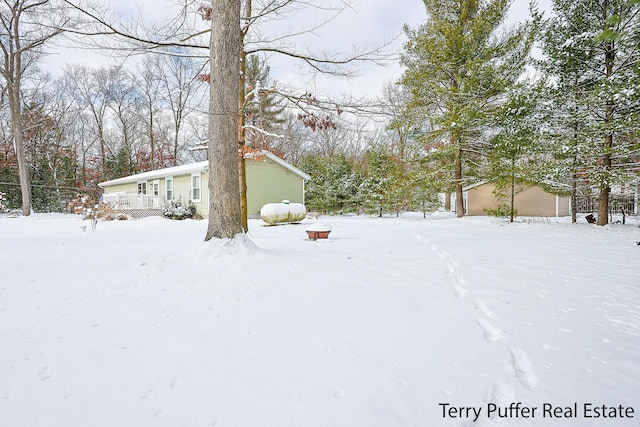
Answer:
[260, 200, 306, 225]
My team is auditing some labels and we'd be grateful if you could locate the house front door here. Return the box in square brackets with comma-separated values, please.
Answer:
[152, 180, 160, 208]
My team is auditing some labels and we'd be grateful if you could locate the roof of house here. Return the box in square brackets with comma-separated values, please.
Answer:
[98, 151, 310, 188]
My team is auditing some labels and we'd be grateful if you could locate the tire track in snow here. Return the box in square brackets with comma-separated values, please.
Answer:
[412, 231, 538, 398]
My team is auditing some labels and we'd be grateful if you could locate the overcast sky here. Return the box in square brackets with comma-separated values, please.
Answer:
[46, 0, 550, 100]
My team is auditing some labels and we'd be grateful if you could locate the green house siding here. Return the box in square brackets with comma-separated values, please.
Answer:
[99, 152, 307, 218]
[171, 174, 206, 215]
[246, 158, 304, 217]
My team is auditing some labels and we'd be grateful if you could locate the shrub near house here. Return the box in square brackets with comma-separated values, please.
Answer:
[162, 198, 197, 220]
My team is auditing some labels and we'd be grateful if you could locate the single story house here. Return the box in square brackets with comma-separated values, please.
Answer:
[98, 151, 311, 218]
[453, 181, 571, 217]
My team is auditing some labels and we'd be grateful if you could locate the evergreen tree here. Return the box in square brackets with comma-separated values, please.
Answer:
[22, 103, 79, 211]
[243, 55, 286, 152]
[487, 85, 544, 222]
[539, 0, 640, 225]
[359, 145, 404, 217]
[298, 153, 361, 214]
[406, 167, 441, 218]
[401, 0, 534, 217]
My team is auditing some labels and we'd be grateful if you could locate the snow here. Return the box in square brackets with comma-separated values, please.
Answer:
[1, 213, 639, 426]
[305, 222, 332, 232]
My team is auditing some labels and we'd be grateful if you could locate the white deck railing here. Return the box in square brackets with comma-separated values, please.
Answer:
[102, 193, 163, 209]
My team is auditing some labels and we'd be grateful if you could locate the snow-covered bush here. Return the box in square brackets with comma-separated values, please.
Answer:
[162, 197, 196, 220]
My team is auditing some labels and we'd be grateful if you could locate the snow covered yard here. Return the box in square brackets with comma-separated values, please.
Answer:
[0, 213, 638, 427]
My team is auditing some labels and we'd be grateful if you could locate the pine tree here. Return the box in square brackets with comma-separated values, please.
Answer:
[360, 145, 404, 217]
[401, 0, 534, 217]
[243, 55, 286, 152]
[487, 85, 544, 222]
[536, 13, 592, 223]
[540, 0, 640, 225]
[298, 153, 361, 214]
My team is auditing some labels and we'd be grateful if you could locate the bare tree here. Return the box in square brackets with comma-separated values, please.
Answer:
[64, 65, 114, 180]
[136, 56, 163, 170]
[61, 0, 396, 238]
[0, 0, 66, 215]
[155, 51, 203, 166]
[205, 0, 242, 240]
[380, 82, 414, 162]
[268, 112, 309, 164]
[105, 66, 140, 177]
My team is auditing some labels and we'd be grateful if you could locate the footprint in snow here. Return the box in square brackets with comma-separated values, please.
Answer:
[489, 381, 517, 406]
[476, 317, 503, 343]
[452, 283, 468, 299]
[510, 347, 537, 390]
[444, 261, 457, 275]
[458, 382, 516, 427]
[152, 409, 168, 419]
[38, 366, 53, 382]
[473, 299, 500, 321]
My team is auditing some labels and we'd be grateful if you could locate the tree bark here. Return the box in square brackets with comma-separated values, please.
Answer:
[571, 123, 578, 223]
[454, 146, 464, 218]
[8, 85, 31, 216]
[510, 158, 516, 223]
[597, 39, 615, 226]
[238, 0, 252, 232]
[597, 135, 612, 226]
[205, 0, 243, 240]
[571, 171, 577, 223]
[238, 48, 248, 232]
[3, 2, 31, 216]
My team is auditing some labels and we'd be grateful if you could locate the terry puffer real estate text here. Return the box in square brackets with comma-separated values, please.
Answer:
[439, 402, 635, 423]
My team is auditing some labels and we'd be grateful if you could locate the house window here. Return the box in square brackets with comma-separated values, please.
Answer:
[191, 173, 201, 202]
[137, 181, 147, 195]
[165, 176, 173, 201]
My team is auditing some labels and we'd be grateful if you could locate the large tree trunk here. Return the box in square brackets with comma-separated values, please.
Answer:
[8, 85, 31, 216]
[239, 48, 248, 232]
[510, 158, 516, 223]
[597, 40, 615, 227]
[571, 171, 577, 224]
[3, 1, 31, 216]
[238, 0, 252, 232]
[571, 123, 578, 223]
[597, 181, 610, 226]
[205, 0, 243, 240]
[597, 133, 612, 226]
